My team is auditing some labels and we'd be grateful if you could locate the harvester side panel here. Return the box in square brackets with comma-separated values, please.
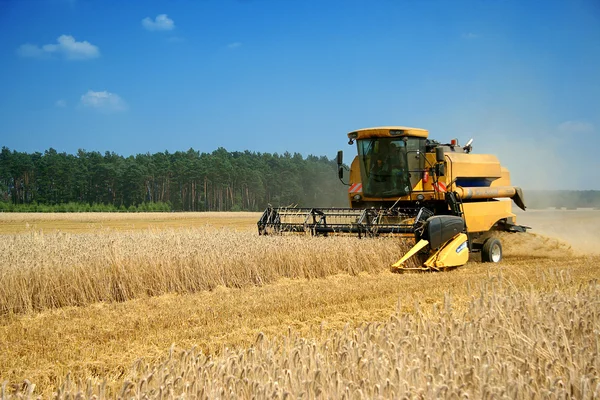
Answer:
[461, 201, 514, 233]
[445, 152, 502, 180]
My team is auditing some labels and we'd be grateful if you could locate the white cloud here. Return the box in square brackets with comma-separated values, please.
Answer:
[142, 14, 175, 31]
[55, 99, 67, 108]
[17, 35, 99, 60]
[227, 42, 242, 49]
[557, 120, 594, 134]
[17, 43, 48, 58]
[80, 90, 128, 113]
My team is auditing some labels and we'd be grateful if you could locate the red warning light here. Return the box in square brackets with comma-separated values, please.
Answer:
[451, 139, 457, 146]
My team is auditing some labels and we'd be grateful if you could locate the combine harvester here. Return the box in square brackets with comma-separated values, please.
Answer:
[258, 126, 529, 271]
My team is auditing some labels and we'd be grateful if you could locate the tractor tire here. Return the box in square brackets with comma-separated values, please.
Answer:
[481, 237, 502, 263]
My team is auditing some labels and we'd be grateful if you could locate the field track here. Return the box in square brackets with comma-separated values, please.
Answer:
[0, 211, 260, 234]
[0, 209, 598, 398]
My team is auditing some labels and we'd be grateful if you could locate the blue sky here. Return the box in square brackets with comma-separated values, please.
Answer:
[0, 0, 599, 189]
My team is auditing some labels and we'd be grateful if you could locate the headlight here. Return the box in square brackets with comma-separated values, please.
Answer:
[353, 194, 362, 201]
[416, 194, 425, 201]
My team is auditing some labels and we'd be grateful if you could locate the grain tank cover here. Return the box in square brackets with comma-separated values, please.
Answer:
[445, 152, 502, 181]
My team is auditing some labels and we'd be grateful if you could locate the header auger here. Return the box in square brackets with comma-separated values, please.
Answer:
[258, 126, 529, 271]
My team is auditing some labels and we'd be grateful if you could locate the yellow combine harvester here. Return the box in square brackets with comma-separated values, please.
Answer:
[258, 126, 529, 271]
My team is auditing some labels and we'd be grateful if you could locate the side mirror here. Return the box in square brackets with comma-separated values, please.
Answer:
[436, 164, 445, 177]
[337, 150, 344, 179]
[435, 147, 445, 163]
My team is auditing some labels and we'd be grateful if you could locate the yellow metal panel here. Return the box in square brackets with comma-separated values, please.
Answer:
[462, 201, 515, 233]
[391, 239, 429, 269]
[348, 126, 429, 140]
[413, 178, 424, 191]
[491, 167, 512, 187]
[446, 153, 501, 180]
[349, 157, 361, 184]
[347, 156, 362, 206]
[424, 233, 469, 269]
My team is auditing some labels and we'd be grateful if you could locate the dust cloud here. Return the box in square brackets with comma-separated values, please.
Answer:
[511, 208, 600, 255]
[457, 129, 600, 256]
[452, 111, 598, 191]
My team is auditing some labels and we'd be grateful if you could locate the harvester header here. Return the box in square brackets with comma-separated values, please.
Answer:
[258, 125, 529, 271]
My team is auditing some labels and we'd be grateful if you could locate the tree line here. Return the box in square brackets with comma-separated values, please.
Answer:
[1, 145, 598, 212]
[0, 147, 347, 211]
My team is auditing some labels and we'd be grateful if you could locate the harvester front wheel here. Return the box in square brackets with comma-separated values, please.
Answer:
[481, 238, 502, 263]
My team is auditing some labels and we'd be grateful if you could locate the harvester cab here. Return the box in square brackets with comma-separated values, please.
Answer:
[257, 126, 529, 271]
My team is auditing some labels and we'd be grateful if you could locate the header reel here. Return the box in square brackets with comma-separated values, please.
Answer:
[257, 206, 431, 238]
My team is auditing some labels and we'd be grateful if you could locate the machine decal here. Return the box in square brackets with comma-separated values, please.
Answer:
[348, 183, 363, 193]
[433, 181, 447, 193]
[456, 241, 468, 253]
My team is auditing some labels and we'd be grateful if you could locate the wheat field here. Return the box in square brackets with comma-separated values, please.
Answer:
[0, 210, 599, 398]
